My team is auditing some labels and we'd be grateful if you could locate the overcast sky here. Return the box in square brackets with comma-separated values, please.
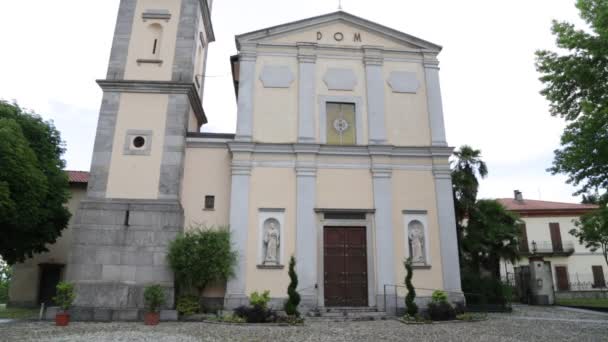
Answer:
[0, 0, 588, 203]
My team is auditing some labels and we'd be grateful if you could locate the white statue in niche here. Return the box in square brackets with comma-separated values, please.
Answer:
[408, 220, 426, 264]
[263, 218, 281, 265]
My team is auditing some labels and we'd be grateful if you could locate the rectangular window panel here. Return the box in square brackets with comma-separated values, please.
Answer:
[326, 102, 356, 145]
[204, 195, 215, 210]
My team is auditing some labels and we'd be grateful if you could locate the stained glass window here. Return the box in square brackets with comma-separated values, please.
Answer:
[326, 102, 356, 145]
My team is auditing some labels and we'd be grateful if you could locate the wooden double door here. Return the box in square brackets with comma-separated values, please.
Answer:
[323, 227, 368, 307]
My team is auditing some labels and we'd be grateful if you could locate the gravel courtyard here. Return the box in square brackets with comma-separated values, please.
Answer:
[1, 305, 607, 342]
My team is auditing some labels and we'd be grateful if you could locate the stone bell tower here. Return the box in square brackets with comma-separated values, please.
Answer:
[65, 0, 214, 320]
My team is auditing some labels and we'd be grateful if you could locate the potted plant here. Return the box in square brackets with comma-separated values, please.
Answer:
[143, 284, 165, 326]
[53, 282, 75, 326]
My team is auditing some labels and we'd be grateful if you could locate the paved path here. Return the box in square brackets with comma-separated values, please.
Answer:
[0, 305, 606, 342]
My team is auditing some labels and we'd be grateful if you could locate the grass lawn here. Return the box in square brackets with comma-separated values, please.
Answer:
[557, 298, 608, 308]
[0, 304, 39, 319]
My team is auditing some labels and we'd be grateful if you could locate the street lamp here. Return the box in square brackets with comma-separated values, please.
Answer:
[531, 240, 538, 254]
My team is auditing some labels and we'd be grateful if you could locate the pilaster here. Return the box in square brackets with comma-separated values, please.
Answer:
[297, 43, 318, 143]
[432, 163, 462, 292]
[370, 146, 394, 296]
[106, 0, 137, 80]
[225, 142, 254, 308]
[235, 44, 257, 141]
[172, 0, 200, 82]
[294, 144, 319, 301]
[363, 46, 387, 145]
[424, 54, 448, 147]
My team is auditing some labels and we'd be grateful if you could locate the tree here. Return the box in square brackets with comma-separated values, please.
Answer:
[167, 226, 237, 298]
[582, 193, 608, 205]
[570, 206, 608, 269]
[451, 145, 488, 260]
[461, 200, 522, 278]
[536, 0, 608, 196]
[452, 146, 489, 224]
[404, 258, 418, 317]
[0, 101, 71, 265]
[284, 256, 301, 317]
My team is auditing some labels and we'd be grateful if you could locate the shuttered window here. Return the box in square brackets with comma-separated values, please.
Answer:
[519, 223, 529, 252]
[549, 223, 563, 252]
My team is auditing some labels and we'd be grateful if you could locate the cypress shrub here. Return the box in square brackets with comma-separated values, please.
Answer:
[404, 258, 418, 316]
[284, 256, 301, 317]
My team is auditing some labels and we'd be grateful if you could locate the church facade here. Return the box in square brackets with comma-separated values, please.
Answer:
[10, 0, 462, 318]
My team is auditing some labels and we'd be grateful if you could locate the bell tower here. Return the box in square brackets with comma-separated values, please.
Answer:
[66, 0, 214, 320]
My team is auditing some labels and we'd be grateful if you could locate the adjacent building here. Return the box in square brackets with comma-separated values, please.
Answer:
[498, 191, 606, 292]
[9, 1, 463, 318]
[8, 172, 88, 307]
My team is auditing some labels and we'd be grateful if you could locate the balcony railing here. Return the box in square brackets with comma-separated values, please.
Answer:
[518, 241, 575, 256]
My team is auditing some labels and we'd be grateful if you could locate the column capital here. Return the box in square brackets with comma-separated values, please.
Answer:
[239, 43, 258, 62]
[297, 42, 318, 63]
[432, 166, 452, 179]
[298, 54, 317, 63]
[231, 160, 252, 175]
[423, 53, 440, 69]
[371, 166, 392, 178]
[239, 52, 257, 62]
[296, 165, 317, 177]
[363, 45, 384, 66]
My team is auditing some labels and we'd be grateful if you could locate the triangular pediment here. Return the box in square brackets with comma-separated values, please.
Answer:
[236, 11, 441, 52]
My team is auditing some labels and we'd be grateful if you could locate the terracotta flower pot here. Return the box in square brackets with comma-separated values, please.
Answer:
[55, 312, 70, 326]
[144, 312, 160, 326]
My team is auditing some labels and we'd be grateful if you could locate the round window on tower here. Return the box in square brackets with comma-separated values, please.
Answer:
[132, 136, 146, 149]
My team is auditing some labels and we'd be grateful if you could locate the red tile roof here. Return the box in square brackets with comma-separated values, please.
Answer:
[67, 171, 89, 184]
[496, 198, 597, 217]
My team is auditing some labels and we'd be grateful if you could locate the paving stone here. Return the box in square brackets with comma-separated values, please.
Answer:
[1, 305, 606, 342]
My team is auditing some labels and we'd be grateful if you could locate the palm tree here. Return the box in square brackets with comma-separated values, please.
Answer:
[451, 146, 488, 267]
[451, 145, 488, 224]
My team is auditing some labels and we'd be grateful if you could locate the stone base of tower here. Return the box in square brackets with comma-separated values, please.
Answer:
[65, 198, 183, 321]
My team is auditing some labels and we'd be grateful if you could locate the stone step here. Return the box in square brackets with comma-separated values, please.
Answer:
[307, 307, 389, 321]
[307, 312, 390, 322]
[322, 306, 379, 313]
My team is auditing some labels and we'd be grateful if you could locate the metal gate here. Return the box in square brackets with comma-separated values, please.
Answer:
[514, 266, 532, 303]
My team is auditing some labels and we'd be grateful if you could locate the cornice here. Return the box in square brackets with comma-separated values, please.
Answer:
[234, 11, 442, 52]
[97, 79, 207, 126]
[186, 140, 453, 158]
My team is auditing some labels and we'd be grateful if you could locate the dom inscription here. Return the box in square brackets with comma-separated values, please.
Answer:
[317, 31, 363, 42]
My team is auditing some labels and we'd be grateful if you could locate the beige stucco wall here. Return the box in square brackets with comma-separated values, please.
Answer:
[502, 215, 608, 290]
[315, 58, 369, 144]
[181, 147, 231, 229]
[383, 61, 431, 146]
[123, 0, 182, 81]
[106, 93, 168, 199]
[8, 184, 87, 306]
[252, 56, 299, 143]
[391, 170, 444, 297]
[316, 169, 374, 209]
[245, 167, 296, 296]
[251, 23, 434, 147]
